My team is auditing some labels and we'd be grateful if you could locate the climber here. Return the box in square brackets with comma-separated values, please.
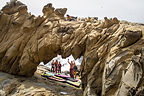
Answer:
[51, 60, 55, 72]
[71, 16, 77, 21]
[66, 14, 72, 21]
[58, 61, 62, 73]
[68, 59, 74, 78]
[73, 61, 77, 79]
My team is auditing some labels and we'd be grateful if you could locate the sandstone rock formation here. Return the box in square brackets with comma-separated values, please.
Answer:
[0, 0, 144, 96]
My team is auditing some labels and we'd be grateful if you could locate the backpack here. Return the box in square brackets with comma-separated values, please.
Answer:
[73, 65, 77, 71]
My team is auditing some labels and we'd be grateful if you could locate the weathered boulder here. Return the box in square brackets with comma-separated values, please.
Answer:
[55, 8, 67, 20]
[42, 3, 67, 21]
[1, 0, 25, 15]
[42, 3, 55, 17]
[0, 0, 144, 96]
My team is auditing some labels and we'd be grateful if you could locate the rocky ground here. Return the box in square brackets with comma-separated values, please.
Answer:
[0, 65, 83, 96]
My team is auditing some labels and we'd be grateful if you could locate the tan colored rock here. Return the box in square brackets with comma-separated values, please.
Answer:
[42, 3, 55, 17]
[55, 8, 67, 20]
[0, 0, 144, 96]
[2, 0, 25, 14]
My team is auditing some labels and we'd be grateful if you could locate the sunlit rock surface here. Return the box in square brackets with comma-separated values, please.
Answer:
[0, 0, 144, 96]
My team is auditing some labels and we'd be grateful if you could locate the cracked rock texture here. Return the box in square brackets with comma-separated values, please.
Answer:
[0, 0, 144, 96]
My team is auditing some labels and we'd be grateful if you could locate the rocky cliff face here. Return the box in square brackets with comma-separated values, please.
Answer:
[0, 0, 144, 96]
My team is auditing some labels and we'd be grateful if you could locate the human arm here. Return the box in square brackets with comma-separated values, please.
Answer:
[68, 59, 70, 64]
[51, 60, 54, 65]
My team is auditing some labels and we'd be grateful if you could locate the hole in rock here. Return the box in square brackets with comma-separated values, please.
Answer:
[34, 54, 83, 91]
[33, 55, 83, 95]
[37, 54, 83, 76]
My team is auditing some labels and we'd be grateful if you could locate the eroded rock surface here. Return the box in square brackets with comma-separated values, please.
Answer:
[0, 0, 144, 96]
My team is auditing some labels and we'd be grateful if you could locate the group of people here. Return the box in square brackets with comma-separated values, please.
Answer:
[66, 14, 77, 21]
[66, 14, 98, 23]
[51, 59, 78, 79]
[51, 60, 62, 74]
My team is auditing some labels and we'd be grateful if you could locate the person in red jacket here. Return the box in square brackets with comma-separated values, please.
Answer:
[66, 14, 72, 21]
[58, 61, 62, 73]
[55, 59, 58, 73]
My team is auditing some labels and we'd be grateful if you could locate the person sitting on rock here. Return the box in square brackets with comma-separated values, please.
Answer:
[66, 14, 72, 21]
[71, 16, 77, 21]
